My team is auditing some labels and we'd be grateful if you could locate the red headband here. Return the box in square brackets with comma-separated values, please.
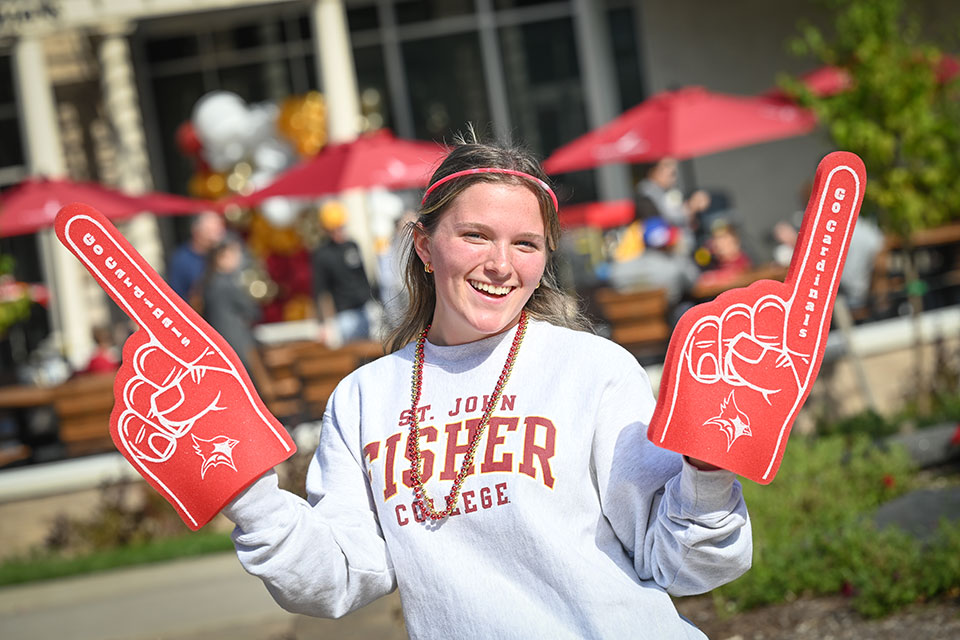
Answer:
[420, 168, 559, 213]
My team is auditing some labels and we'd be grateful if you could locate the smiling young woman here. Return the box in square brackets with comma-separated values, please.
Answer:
[223, 131, 751, 639]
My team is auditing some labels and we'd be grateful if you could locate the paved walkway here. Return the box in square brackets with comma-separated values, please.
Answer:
[0, 552, 407, 640]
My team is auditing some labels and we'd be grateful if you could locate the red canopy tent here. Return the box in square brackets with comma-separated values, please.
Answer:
[543, 87, 817, 175]
[0, 177, 217, 237]
[558, 199, 635, 229]
[229, 129, 449, 207]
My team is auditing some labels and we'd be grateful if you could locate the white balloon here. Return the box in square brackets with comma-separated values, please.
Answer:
[249, 169, 278, 191]
[193, 92, 252, 171]
[246, 102, 280, 150]
[253, 138, 296, 174]
[260, 197, 299, 228]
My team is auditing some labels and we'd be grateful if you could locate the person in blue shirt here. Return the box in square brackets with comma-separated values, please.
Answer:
[167, 211, 225, 305]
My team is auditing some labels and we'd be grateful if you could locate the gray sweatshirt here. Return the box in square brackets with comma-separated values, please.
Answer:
[224, 319, 752, 639]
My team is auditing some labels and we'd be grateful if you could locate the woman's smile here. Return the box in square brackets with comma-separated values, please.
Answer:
[468, 280, 514, 297]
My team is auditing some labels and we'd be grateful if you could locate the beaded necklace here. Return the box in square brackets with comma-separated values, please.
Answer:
[405, 310, 528, 521]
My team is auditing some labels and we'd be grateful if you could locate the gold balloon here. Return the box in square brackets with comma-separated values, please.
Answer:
[188, 172, 206, 199]
[205, 172, 228, 199]
[247, 213, 273, 257]
[276, 92, 327, 157]
[268, 227, 302, 256]
[283, 294, 313, 322]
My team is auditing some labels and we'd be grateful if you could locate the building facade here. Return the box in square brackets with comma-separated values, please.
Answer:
[2, 0, 957, 370]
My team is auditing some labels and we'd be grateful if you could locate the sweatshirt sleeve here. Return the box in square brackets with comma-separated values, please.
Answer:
[221, 385, 396, 618]
[593, 361, 752, 597]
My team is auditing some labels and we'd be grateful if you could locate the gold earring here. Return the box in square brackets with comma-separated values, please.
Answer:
[536, 281, 541, 289]
[424, 262, 433, 274]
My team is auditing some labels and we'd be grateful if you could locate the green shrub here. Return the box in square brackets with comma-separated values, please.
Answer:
[706, 434, 960, 617]
[899, 390, 960, 430]
[815, 408, 898, 439]
[848, 521, 960, 617]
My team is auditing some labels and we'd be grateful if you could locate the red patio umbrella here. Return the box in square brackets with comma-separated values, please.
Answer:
[764, 65, 852, 100]
[766, 56, 960, 101]
[0, 177, 217, 237]
[542, 87, 817, 175]
[230, 129, 450, 207]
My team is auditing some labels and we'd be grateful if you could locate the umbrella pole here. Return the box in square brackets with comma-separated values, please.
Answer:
[680, 158, 698, 193]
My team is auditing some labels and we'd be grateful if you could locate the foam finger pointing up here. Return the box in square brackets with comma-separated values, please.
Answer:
[784, 152, 866, 367]
[55, 203, 223, 366]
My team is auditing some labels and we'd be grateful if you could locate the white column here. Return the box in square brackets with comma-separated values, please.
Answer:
[98, 22, 164, 272]
[312, 0, 376, 278]
[572, 0, 632, 201]
[13, 35, 93, 369]
[313, 0, 361, 145]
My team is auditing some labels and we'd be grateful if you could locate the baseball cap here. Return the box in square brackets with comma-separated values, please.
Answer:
[319, 201, 348, 231]
[643, 217, 680, 249]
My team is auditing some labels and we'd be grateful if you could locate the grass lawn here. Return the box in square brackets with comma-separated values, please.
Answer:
[0, 530, 233, 587]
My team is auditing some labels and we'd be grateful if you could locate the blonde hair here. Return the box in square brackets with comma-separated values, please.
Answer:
[385, 131, 589, 353]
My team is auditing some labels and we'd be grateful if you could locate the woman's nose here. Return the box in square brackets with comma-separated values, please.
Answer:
[484, 242, 510, 273]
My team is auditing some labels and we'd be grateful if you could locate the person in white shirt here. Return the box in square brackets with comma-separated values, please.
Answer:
[224, 132, 752, 639]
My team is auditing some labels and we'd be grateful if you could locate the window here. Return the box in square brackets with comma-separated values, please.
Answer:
[403, 32, 490, 141]
[394, 0, 475, 25]
[607, 6, 644, 111]
[138, 9, 318, 198]
[498, 17, 595, 202]
[0, 54, 25, 181]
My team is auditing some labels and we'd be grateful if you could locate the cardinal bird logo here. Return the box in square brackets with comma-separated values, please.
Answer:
[703, 391, 752, 452]
[192, 434, 239, 479]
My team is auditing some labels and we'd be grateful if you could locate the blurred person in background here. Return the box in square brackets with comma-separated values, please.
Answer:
[695, 219, 753, 290]
[201, 238, 261, 377]
[312, 200, 376, 344]
[634, 157, 711, 254]
[167, 211, 225, 306]
[608, 217, 700, 323]
[378, 209, 418, 333]
[79, 326, 120, 374]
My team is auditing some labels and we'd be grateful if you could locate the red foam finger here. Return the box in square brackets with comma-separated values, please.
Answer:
[56, 204, 229, 367]
[726, 335, 797, 396]
[688, 320, 721, 381]
[131, 341, 190, 386]
[56, 203, 296, 530]
[648, 152, 866, 483]
[117, 411, 180, 464]
[783, 152, 865, 383]
[719, 306, 752, 349]
[753, 299, 786, 345]
[122, 377, 160, 418]
[152, 369, 231, 426]
[728, 334, 766, 363]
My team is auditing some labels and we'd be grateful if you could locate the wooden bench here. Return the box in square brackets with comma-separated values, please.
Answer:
[258, 338, 385, 424]
[52, 372, 118, 456]
[0, 443, 31, 467]
[295, 346, 363, 420]
[594, 287, 671, 360]
[257, 342, 312, 424]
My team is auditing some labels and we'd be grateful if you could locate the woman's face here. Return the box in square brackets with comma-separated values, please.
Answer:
[414, 182, 548, 346]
